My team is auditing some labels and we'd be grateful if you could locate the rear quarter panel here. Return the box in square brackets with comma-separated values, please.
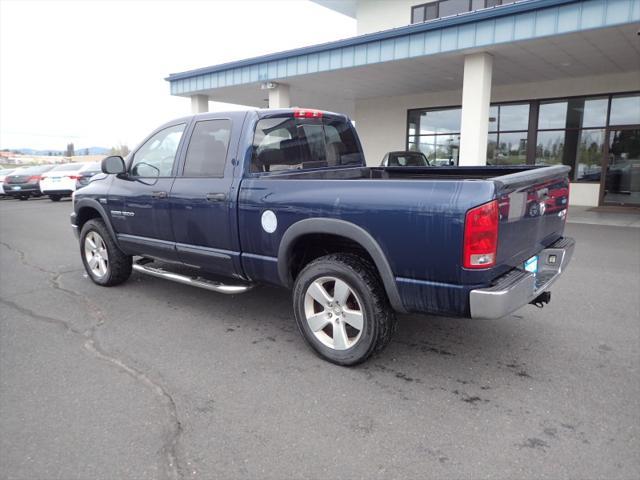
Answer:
[238, 177, 496, 315]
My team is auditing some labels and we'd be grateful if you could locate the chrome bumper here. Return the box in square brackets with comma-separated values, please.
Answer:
[469, 237, 575, 319]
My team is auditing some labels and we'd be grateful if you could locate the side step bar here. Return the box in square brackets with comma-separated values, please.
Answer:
[132, 259, 253, 294]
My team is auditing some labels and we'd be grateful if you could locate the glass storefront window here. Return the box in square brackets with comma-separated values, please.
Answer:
[495, 132, 528, 165]
[539, 98, 608, 130]
[610, 94, 640, 126]
[408, 92, 638, 184]
[575, 129, 605, 182]
[536, 130, 565, 166]
[487, 133, 497, 163]
[488, 106, 498, 131]
[538, 101, 567, 129]
[409, 134, 459, 166]
[580, 98, 608, 128]
[419, 108, 461, 134]
[432, 134, 460, 166]
[499, 103, 530, 131]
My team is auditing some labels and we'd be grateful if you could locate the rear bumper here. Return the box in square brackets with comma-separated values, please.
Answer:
[42, 189, 73, 196]
[3, 185, 41, 196]
[469, 237, 575, 319]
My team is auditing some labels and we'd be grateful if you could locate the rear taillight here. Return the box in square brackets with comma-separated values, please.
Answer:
[463, 200, 499, 269]
[28, 175, 41, 182]
[67, 175, 81, 180]
[294, 109, 323, 119]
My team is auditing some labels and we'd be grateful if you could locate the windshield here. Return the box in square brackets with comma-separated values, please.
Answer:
[20, 165, 53, 174]
[388, 152, 430, 167]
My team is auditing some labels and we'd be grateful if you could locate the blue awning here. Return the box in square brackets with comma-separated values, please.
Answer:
[166, 0, 640, 97]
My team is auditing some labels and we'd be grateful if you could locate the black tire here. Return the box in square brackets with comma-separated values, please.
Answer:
[18, 195, 28, 201]
[293, 253, 397, 366]
[79, 218, 132, 286]
[49, 195, 62, 202]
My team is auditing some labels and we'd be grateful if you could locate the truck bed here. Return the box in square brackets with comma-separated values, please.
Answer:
[239, 164, 570, 316]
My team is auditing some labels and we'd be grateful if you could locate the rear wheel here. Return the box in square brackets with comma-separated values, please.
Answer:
[80, 219, 132, 286]
[18, 195, 28, 201]
[293, 253, 397, 366]
[49, 195, 62, 202]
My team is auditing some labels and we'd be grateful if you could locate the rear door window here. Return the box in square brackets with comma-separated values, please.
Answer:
[182, 119, 232, 177]
[251, 115, 363, 173]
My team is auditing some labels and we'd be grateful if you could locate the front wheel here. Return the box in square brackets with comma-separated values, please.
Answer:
[79, 219, 132, 286]
[293, 253, 397, 366]
[49, 195, 62, 202]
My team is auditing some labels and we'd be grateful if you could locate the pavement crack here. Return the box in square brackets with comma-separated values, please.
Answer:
[0, 239, 184, 480]
[0, 298, 84, 335]
[84, 337, 184, 480]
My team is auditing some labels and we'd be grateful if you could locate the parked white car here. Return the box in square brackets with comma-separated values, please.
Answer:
[0, 168, 20, 196]
[39, 163, 93, 201]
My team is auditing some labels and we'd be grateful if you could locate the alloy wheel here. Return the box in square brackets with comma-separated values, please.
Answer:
[303, 276, 364, 350]
[84, 231, 109, 279]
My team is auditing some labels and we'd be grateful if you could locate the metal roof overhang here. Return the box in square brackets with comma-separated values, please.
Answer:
[165, 0, 640, 108]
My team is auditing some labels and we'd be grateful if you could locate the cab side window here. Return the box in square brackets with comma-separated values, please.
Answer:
[130, 124, 185, 177]
[183, 119, 231, 177]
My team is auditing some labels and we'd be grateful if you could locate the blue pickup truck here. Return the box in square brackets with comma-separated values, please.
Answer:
[71, 108, 574, 365]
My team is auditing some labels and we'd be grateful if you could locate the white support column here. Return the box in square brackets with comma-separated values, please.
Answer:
[190, 94, 209, 114]
[459, 53, 493, 166]
[268, 83, 290, 108]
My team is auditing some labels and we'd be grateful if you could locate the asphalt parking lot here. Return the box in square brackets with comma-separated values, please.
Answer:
[0, 198, 638, 480]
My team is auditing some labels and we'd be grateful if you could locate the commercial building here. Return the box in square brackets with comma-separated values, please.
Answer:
[165, 0, 640, 207]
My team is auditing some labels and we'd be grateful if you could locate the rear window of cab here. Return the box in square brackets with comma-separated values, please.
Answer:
[251, 113, 364, 173]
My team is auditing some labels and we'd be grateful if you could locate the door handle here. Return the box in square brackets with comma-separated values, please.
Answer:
[206, 192, 226, 202]
[151, 191, 168, 199]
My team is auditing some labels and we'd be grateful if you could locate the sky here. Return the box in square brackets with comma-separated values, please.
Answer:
[0, 0, 355, 151]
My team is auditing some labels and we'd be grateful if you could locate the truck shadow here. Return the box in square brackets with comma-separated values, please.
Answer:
[129, 274, 539, 387]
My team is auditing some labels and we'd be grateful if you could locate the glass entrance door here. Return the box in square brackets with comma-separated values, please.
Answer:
[602, 128, 640, 206]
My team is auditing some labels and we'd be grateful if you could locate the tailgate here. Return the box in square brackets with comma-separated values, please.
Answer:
[492, 165, 570, 272]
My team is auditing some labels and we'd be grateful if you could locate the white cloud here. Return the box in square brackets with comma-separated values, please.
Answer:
[0, 0, 355, 150]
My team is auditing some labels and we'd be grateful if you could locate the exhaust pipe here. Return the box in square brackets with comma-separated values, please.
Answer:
[132, 260, 253, 294]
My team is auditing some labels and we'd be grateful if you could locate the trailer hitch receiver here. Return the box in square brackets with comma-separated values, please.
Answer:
[530, 291, 551, 308]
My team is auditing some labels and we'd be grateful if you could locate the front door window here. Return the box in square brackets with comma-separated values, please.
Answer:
[603, 129, 640, 206]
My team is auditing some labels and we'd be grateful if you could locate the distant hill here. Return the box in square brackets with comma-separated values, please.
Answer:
[9, 147, 110, 156]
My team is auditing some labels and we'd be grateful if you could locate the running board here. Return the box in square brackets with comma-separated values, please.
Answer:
[132, 260, 253, 294]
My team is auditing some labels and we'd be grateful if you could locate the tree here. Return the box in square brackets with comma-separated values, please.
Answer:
[65, 143, 75, 157]
[83, 148, 90, 156]
[110, 144, 130, 156]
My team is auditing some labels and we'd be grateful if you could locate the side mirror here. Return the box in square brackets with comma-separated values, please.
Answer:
[102, 155, 126, 175]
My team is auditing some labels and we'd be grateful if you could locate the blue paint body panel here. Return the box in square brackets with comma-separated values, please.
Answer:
[73, 109, 570, 318]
